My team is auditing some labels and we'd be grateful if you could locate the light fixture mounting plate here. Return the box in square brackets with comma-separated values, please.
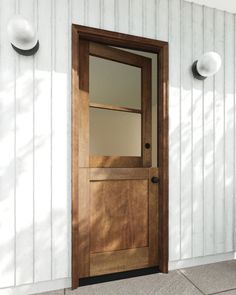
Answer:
[11, 40, 39, 56]
[192, 60, 206, 80]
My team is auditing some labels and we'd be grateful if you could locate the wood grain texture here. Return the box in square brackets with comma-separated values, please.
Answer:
[89, 41, 151, 67]
[90, 168, 150, 181]
[73, 24, 168, 52]
[78, 169, 90, 278]
[148, 168, 159, 266]
[90, 156, 142, 168]
[72, 24, 168, 284]
[158, 43, 169, 273]
[71, 26, 80, 289]
[90, 179, 148, 253]
[78, 38, 90, 168]
[142, 58, 152, 167]
[90, 248, 149, 276]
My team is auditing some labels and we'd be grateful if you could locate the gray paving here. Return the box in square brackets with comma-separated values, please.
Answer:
[33, 291, 64, 295]
[65, 271, 202, 295]
[180, 260, 236, 294]
[215, 291, 236, 295]
[35, 260, 236, 295]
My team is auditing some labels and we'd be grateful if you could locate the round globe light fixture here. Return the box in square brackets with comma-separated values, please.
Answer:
[192, 51, 222, 80]
[7, 15, 39, 56]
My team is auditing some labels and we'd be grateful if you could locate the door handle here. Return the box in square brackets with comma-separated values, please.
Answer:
[151, 176, 159, 184]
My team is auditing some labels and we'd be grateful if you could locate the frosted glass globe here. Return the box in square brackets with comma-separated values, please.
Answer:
[196, 52, 222, 77]
[7, 15, 37, 50]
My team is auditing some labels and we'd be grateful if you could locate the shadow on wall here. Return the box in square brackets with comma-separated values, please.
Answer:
[0, 67, 71, 289]
[169, 67, 234, 260]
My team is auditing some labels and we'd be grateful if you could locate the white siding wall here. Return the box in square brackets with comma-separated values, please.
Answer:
[0, 0, 235, 294]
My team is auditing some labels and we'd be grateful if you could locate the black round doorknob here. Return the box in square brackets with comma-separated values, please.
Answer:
[145, 143, 151, 149]
[151, 176, 159, 184]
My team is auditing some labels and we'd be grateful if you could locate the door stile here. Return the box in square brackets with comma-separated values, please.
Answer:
[78, 168, 90, 277]
[78, 38, 90, 168]
[78, 38, 90, 278]
[141, 60, 152, 167]
[148, 167, 159, 265]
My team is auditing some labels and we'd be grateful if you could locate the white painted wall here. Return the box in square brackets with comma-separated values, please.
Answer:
[0, 0, 235, 294]
[185, 0, 236, 13]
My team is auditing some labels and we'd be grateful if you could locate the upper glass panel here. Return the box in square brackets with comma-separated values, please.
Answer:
[89, 56, 141, 109]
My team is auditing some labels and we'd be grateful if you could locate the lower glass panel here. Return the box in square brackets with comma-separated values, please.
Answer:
[90, 108, 141, 157]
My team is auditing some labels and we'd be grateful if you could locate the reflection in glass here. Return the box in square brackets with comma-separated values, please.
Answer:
[89, 56, 141, 109]
[90, 108, 141, 157]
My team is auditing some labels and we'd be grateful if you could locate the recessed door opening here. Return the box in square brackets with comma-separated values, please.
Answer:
[72, 25, 168, 290]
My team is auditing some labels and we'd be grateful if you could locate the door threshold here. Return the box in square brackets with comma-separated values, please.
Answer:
[79, 266, 160, 286]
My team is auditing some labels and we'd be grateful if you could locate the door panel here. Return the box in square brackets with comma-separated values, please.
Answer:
[90, 248, 150, 277]
[90, 178, 148, 253]
[79, 167, 159, 278]
[77, 40, 158, 279]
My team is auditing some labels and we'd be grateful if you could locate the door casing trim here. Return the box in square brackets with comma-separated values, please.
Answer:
[71, 24, 169, 289]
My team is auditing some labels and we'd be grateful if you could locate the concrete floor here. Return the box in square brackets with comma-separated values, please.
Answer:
[36, 260, 236, 295]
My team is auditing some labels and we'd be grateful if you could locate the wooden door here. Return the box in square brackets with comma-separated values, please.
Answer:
[76, 40, 159, 279]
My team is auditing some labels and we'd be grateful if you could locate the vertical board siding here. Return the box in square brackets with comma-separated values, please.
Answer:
[234, 15, 236, 253]
[180, 0, 192, 259]
[71, 0, 85, 25]
[192, 3, 204, 258]
[51, 0, 69, 280]
[203, 6, 214, 256]
[168, 0, 181, 261]
[0, 0, 15, 288]
[130, 0, 143, 36]
[15, 0, 34, 285]
[34, 0, 52, 283]
[156, 0, 169, 42]
[87, 0, 101, 28]
[214, 9, 225, 254]
[224, 12, 234, 253]
[144, 0, 156, 39]
[116, 0, 129, 33]
[102, 0, 115, 31]
[0, 0, 236, 292]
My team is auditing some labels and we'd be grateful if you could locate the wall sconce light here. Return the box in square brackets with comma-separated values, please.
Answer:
[192, 52, 222, 80]
[7, 15, 39, 56]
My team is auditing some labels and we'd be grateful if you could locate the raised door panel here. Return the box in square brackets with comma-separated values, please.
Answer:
[87, 167, 159, 277]
[90, 179, 149, 253]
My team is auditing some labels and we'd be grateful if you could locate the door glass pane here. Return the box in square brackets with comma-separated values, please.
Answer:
[90, 108, 141, 156]
[89, 56, 141, 109]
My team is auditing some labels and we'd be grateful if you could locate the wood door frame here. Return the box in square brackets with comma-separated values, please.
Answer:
[72, 24, 169, 289]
